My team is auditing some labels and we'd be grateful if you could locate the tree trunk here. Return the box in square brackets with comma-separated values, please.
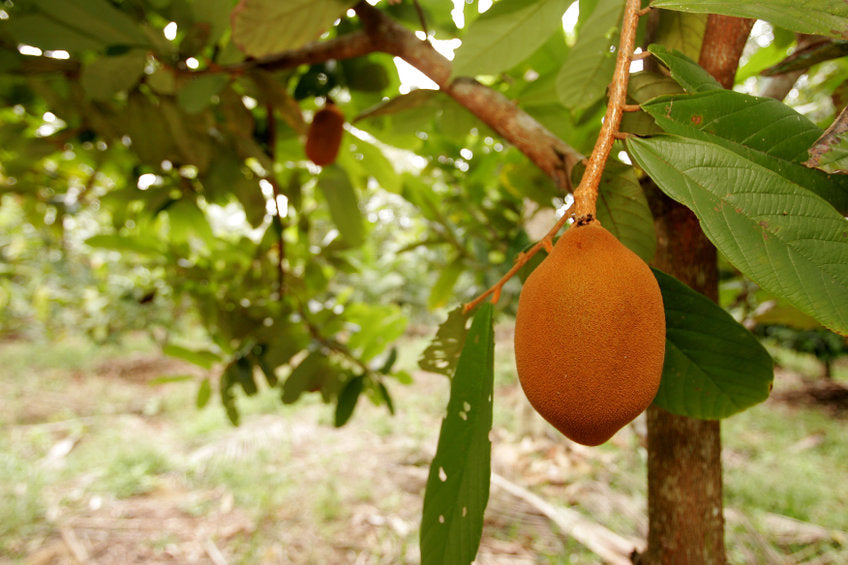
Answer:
[637, 15, 754, 565]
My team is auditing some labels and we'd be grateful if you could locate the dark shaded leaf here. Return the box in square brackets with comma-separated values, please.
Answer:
[653, 269, 774, 419]
[334, 375, 364, 427]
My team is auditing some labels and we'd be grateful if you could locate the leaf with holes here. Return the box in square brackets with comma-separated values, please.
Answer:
[627, 134, 848, 335]
[653, 269, 773, 419]
[420, 303, 494, 565]
[419, 307, 470, 377]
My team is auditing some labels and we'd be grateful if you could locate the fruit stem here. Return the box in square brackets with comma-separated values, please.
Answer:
[572, 0, 643, 224]
[462, 0, 644, 315]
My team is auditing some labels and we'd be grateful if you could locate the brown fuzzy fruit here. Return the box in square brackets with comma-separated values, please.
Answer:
[305, 103, 345, 166]
[514, 222, 665, 446]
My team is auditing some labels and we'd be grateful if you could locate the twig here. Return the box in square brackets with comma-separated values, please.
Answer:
[412, 0, 430, 40]
[490, 473, 642, 565]
[462, 0, 644, 314]
[572, 0, 642, 223]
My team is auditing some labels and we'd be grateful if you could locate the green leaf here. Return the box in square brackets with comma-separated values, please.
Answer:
[451, 0, 572, 78]
[647, 44, 722, 92]
[225, 356, 257, 396]
[354, 89, 441, 122]
[420, 303, 494, 565]
[640, 90, 848, 213]
[282, 351, 330, 404]
[10, 0, 151, 52]
[377, 381, 395, 416]
[556, 0, 624, 110]
[334, 375, 364, 427]
[345, 303, 408, 362]
[653, 11, 707, 61]
[627, 134, 848, 335]
[428, 259, 464, 310]
[196, 378, 212, 409]
[148, 374, 195, 385]
[84, 233, 164, 255]
[653, 269, 774, 419]
[177, 74, 230, 114]
[163, 343, 221, 370]
[219, 365, 240, 425]
[316, 165, 365, 247]
[231, 0, 357, 57]
[80, 50, 147, 101]
[419, 307, 471, 377]
[650, 0, 848, 40]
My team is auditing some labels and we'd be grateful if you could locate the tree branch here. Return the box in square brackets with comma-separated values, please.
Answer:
[353, 2, 581, 191]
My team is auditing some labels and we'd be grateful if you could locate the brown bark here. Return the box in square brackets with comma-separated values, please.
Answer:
[637, 14, 754, 565]
[639, 186, 726, 565]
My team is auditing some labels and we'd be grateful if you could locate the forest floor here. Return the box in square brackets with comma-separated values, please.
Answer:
[1, 330, 847, 564]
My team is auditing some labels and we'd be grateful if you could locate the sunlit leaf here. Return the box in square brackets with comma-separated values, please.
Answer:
[428, 259, 464, 310]
[651, 0, 848, 40]
[420, 303, 494, 565]
[231, 0, 357, 57]
[653, 11, 707, 61]
[556, 0, 624, 110]
[163, 343, 221, 370]
[653, 269, 774, 419]
[9, 0, 151, 52]
[452, 0, 572, 78]
[196, 378, 212, 409]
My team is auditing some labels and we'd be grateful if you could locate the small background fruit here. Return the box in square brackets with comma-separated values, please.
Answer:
[305, 103, 345, 166]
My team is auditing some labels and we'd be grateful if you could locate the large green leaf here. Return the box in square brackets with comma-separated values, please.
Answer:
[653, 269, 773, 419]
[556, 0, 624, 110]
[9, 0, 151, 52]
[80, 50, 147, 101]
[316, 165, 365, 247]
[428, 258, 464, 310]
[231, 0, 356, 57]
[653, 11, 707, 61]
[627, 134, 848, 335]
[451, 0, 572, 78]
[420, 303, 494, 565]
[640, 89, 848, 213]
[650, 0, 848, 40]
